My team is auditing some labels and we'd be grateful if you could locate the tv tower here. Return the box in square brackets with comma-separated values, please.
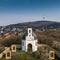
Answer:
[43, 16, 48, 20]
[43, 16, 45, 20]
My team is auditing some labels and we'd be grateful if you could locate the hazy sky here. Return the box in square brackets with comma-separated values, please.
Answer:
[0, 0, 60, 26]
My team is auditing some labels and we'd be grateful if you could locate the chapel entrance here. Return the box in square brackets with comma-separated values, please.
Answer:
[28, 44, 32, 52]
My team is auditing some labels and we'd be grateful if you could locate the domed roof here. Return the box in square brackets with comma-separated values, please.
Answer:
[22, 30, 37, 40]
[22, 30, 28, 40]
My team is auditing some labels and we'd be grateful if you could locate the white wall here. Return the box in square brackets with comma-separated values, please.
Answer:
[22, 40, 37, 52]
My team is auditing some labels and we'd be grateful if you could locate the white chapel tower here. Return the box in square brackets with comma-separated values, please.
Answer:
[22, 28, 38, 52]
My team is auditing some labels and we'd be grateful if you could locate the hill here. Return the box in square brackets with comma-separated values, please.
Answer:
[5, 21, 60, 29]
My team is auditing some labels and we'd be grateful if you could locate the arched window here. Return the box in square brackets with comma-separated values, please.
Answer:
[51, 53, 53, 57]
[7, 52, 10, 57]
[29, 30, 31, 33]
[13, 46, 15, 50]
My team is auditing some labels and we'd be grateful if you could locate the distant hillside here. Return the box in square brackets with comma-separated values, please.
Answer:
[6, 21, 60, 29]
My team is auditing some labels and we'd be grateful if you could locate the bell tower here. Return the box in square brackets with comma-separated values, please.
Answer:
[28, 28, 32, 37]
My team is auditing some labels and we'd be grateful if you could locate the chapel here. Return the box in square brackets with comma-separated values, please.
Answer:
[22, 28, 38, 52]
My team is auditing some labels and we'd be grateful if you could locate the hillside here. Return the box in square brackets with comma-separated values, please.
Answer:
[0, 24, 60, 60]
[5, 21, 60, 29]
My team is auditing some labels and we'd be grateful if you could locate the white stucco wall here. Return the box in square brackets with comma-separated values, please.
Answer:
[22, 40, 37, 52]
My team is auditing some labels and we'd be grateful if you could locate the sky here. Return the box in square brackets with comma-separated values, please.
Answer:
[0, 0, 60, 26]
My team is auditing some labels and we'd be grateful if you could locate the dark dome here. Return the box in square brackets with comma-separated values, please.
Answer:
[22, 30, 28, 40]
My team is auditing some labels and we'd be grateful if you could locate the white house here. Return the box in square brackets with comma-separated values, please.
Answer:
[22, 28, 38, 52]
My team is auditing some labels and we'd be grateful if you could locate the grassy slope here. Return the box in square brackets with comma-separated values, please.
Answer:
[0, 49, 60, 60]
